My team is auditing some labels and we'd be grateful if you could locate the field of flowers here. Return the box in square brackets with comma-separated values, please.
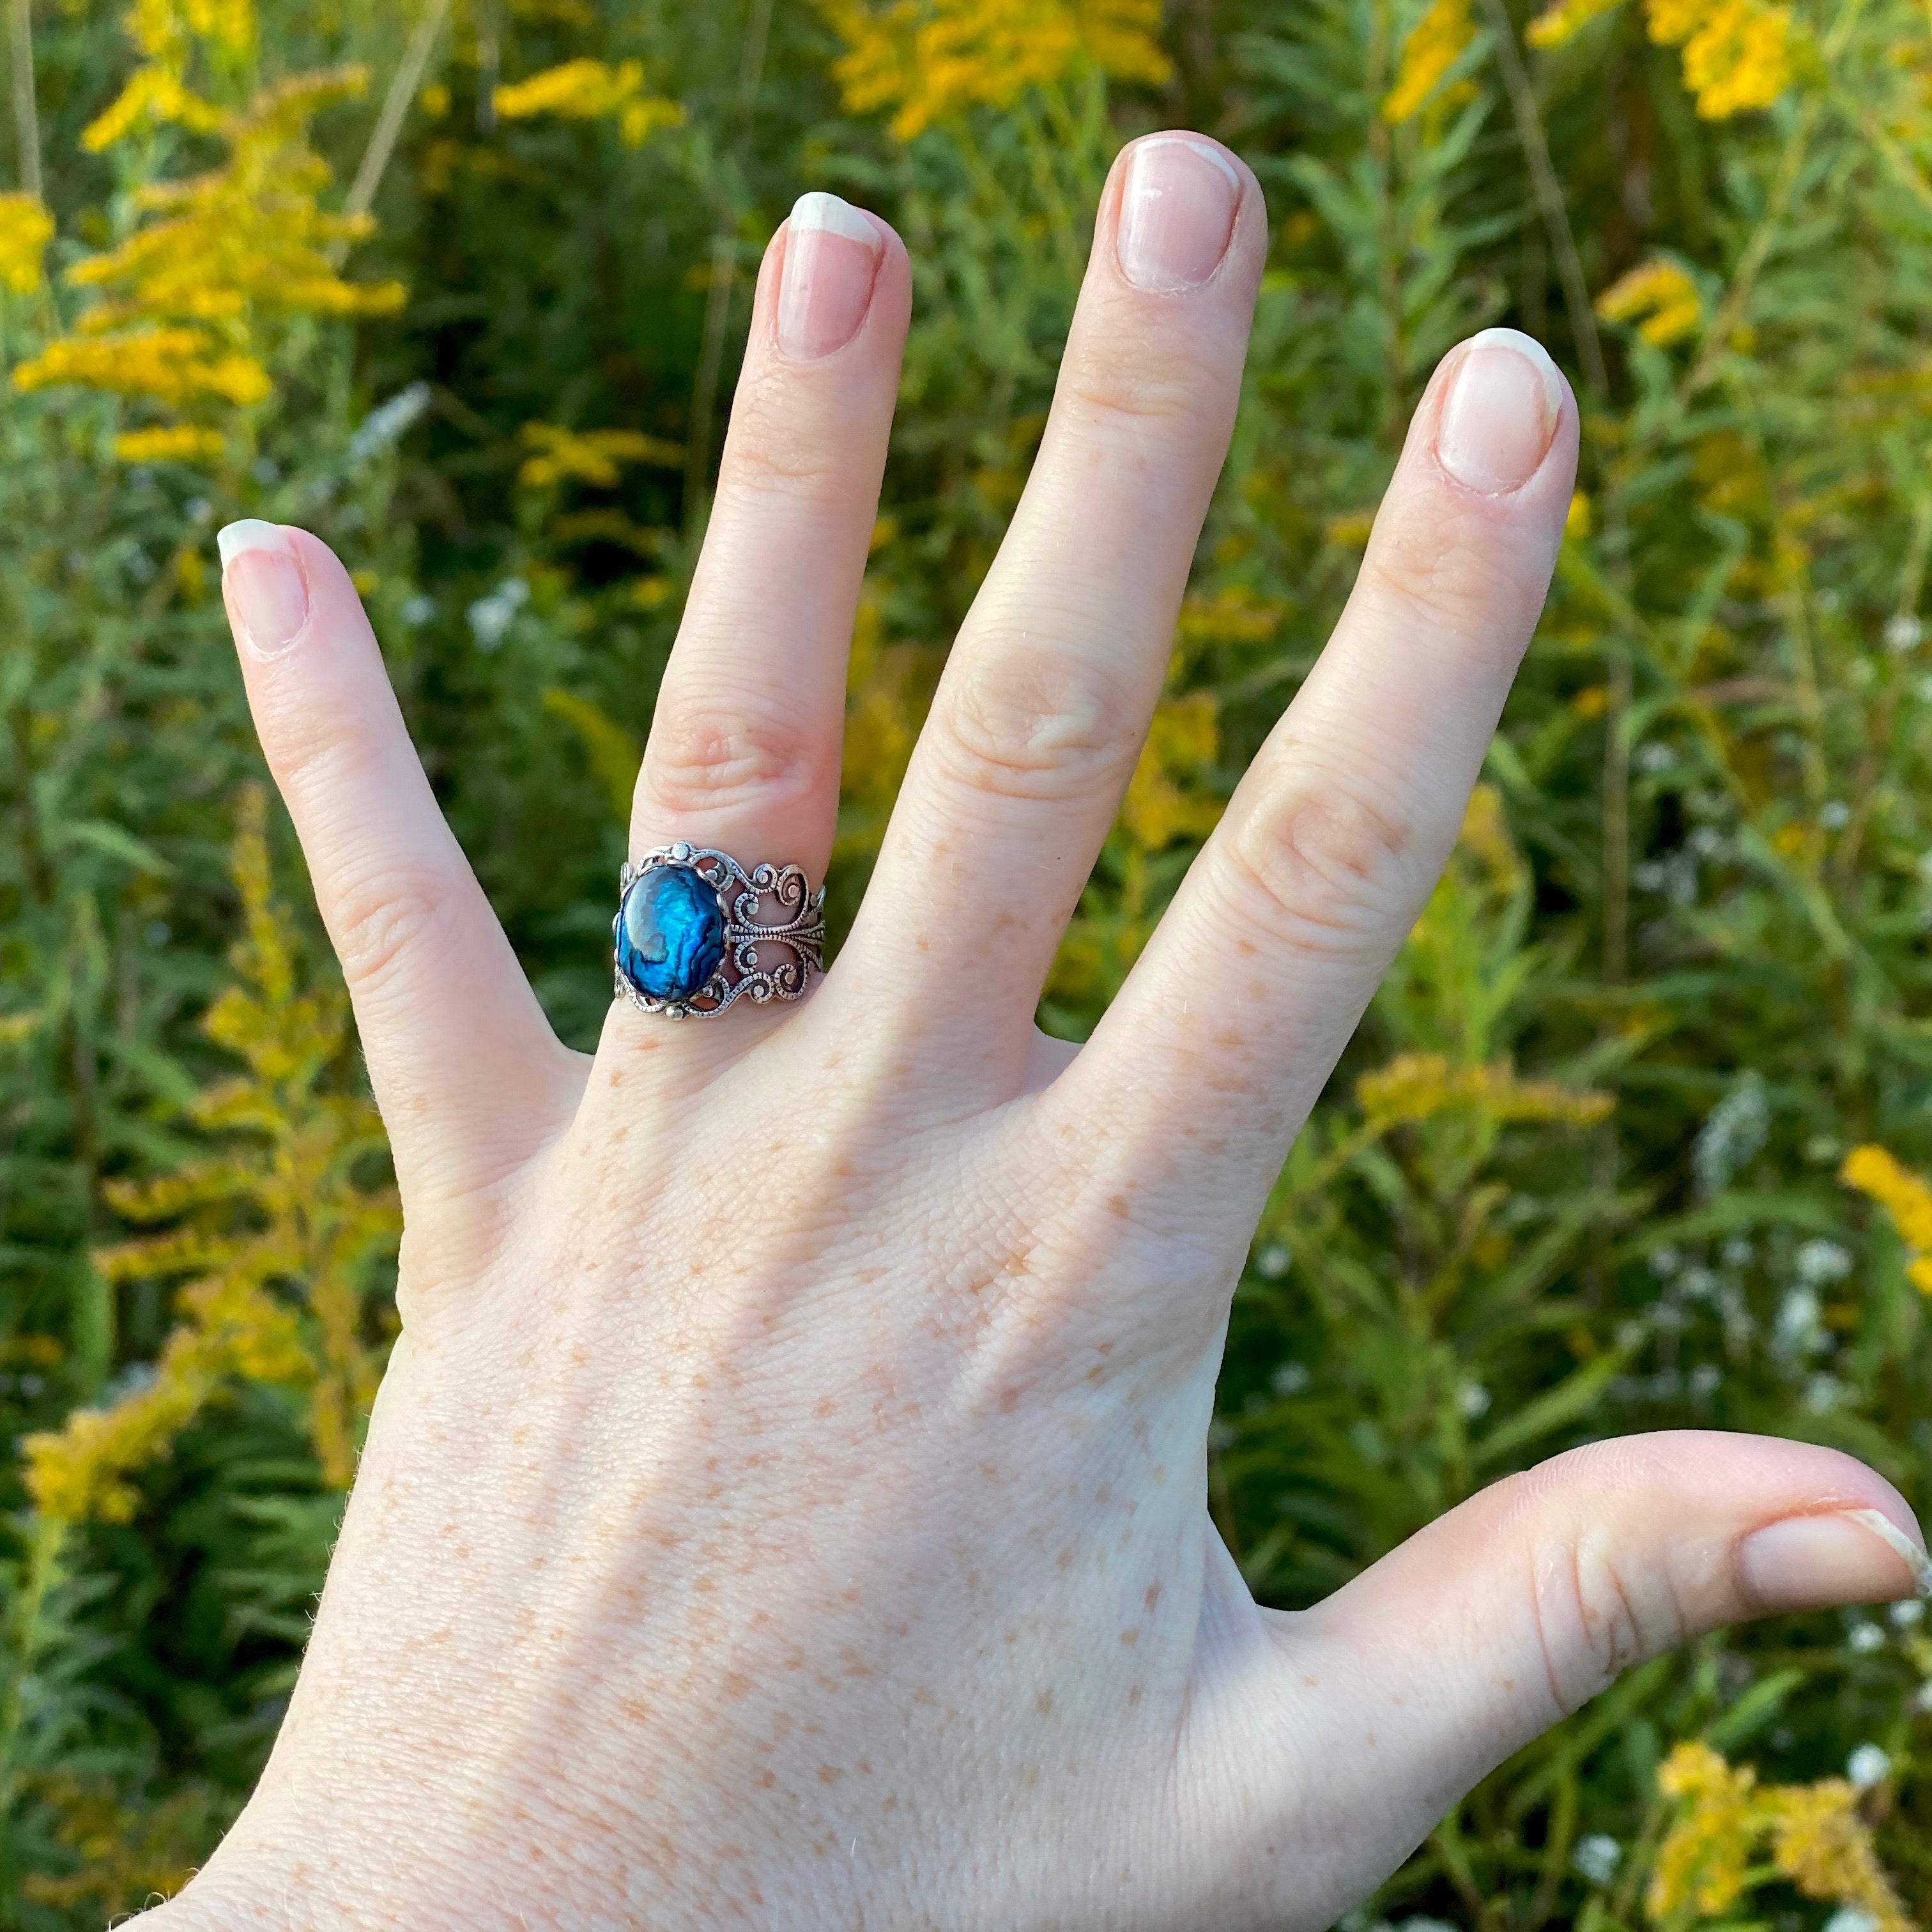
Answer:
[6, 0, 1932, 1922]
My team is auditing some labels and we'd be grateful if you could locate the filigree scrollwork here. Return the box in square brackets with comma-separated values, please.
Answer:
[613, 842, 825, 1019]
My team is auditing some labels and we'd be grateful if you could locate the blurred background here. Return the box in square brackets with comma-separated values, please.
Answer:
[4, 0, 1932, 1922]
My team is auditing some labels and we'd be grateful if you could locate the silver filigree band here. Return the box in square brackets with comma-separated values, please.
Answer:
[613, 842, 825, 1019]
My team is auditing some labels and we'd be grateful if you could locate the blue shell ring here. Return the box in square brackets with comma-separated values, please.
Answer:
[613, 843, 825, 1018]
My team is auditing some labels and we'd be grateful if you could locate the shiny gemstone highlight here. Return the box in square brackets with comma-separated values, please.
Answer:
[615, 863, 726, 1002]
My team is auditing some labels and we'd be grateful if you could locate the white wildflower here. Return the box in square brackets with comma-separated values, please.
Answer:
[348, 380, 433, 466]
[1693, 1072, 1769, 1196]
[468, 576, 530, 650]
[1846, 1743, 1890, 1790]
[1795, 1239, 1853, 1287]
[1572, 1834, 1621, 1887]
[1271, 1360, 1311, 1397]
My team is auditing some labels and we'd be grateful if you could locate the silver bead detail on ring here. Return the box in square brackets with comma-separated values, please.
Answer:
[613, 843, 825, 1018]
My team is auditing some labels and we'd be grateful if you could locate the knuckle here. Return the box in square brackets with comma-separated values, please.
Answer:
[1055, 334, 1221, 439]
[931, 647, 1141, 806]
[263, 703, 371, 808]
[1535, 1529, 1678, 1717]
[326, 862, 455, 997]
[642, 703, 834, 817]
[716, 378, 848, 505]
[1358, 503, 1542, 659]
[1225, 761, 1418, 954]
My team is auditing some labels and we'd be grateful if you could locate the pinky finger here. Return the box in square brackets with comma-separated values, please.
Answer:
[219, 521, 583, 1211]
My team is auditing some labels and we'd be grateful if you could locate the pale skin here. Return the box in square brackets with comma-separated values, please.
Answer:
[149, 135, 1927, 1931]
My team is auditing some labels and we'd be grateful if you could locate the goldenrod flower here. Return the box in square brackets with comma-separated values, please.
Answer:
[1648, 1742, 1912, 1929]
[1596, 257, 1701, 346]
[15, 328, 270, 405]
[112, 423, 227, 462]
[518, 421, 683, 489]
[0, 191, 53, 294]
[1841, 1144, 1932, 1292]
[1356, 1051, 1613, 1128]
[1767, 1780, 1912, 1932]
[20, 788, 399, 1521]
[1527, 0, 1626, 49]
[493, 57, 684, 146]
[1384, 0, 1475, 123]
[1121, 693, 1222, 849]
[824, 0, 1170, 142]
[1646, 0, 1793, 117]
[21, 67, 404, 431]
[82, 65, 226, 150]
[1650, 1742, 1763, 1918]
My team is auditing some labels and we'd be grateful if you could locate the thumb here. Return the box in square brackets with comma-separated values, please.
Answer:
[1221, 1432, 1928, 1917]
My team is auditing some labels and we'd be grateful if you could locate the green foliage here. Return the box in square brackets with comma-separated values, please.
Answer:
[7, 0, 1932, 1923]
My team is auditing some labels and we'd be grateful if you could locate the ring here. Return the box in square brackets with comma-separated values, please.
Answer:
[613, 843, 825, 1018]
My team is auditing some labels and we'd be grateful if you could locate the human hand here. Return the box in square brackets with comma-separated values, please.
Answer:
[157, 138, 1928, 1930]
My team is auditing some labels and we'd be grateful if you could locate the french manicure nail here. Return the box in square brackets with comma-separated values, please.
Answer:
[1434, 326, 1567, 495]
[1738, 1507, 1932, 1611]
[1114, 134, 1241, 295]
[776, 191, 884, 362]
[217, 520, 310, 659]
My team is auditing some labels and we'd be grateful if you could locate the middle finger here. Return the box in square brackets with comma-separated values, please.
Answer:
[835, 133, 1266, 1080]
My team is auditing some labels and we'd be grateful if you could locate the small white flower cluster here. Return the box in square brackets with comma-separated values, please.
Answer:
[347, 380, 433, 468]
[468, 576, 531, 650]
[1693, 1071, 1770, 1197]
[1572, 1834, 1621, 1887]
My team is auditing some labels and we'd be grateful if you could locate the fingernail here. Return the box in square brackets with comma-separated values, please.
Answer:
[776, 192, 883, 361]
[217, 520, 310, 659]
[1434, 327, 1567, 495]
[1114, 134, 1241, 295]
[1738, 1508, 1932, 1611]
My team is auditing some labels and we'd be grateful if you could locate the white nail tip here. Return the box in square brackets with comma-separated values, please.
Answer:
[217, 519, 291, 569]
[1129, 133, 1243, 190]
[1844, 1507, 1932, 1599]
[1466, 326, 1567, 420]
[790, 191, 880, 249]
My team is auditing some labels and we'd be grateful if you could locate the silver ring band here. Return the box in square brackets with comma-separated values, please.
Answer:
[613, 843, 825, 1018]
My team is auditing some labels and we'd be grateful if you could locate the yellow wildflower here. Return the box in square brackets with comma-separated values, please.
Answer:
[19, 70, 402, 425]
[1356, 1051, 1613, 1129]
[1526, 0, 1626, 48]
[1644, 0, 1793, 118]
[1565, 489, 1593, 538]
[1651, 1742, 1762, 1917]
[112, 423, 227, 461]
[1767, 1781, 1912, 1932]
[15, 328, 270, 406]
[1842, 1144, 1932, 1292]
[20, 786, 399, 1520]
[1384, 0, 1475, 123]
[1122, 693, 1221, 849]
[82, 65, 226, 150]
[1648, 1742, 1913, 1930]
[825, 0, 1170, 142]
[518, 422, 683, 489]
[0, 192, 53, 294]
[1596, 257, 1701, 346]
[493, 57, 684, 146]
[1177, 585, 1284, 645]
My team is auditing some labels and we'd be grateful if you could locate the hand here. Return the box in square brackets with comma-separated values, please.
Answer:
[157, 139, 1926, 1931]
